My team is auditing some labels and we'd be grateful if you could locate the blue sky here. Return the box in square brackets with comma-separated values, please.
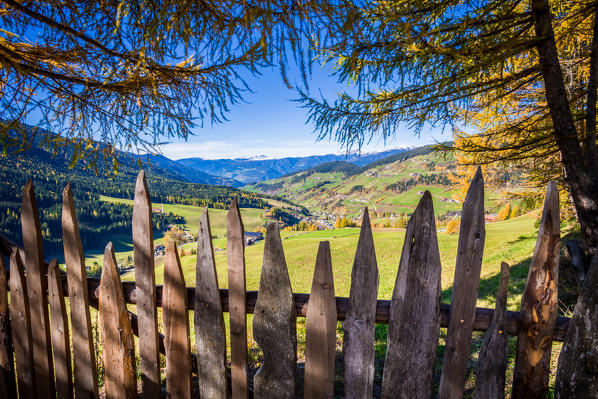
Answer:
[159, 66, 446, 160]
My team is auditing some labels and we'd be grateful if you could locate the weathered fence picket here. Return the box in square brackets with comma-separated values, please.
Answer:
[62, 183, 99, 399]
[0, 172, 585, 399]
[343, 208, 379, 399]
[9, 249, 35, 399]
[163, 241, 192, 399]
[99, 243, 137, 399]
[0, 257, 16, 399]
[439, 167, 486, 399]
[227, 198, 249, 399]
[474, 262, 510, 399]
[133, 171, 161, 398]
[382, 191, 441, 399]
[304, 241, 337, 399]
[512, 181, 560, 399]
[253, 222, 297, 398]
[48, 259, 74, 399]
[21, 179, 55, 399]
[195, 207, 228, 398]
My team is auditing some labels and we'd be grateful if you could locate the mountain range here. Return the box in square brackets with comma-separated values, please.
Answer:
[176, 148, 410, 185]
[5, 124, 416, 186]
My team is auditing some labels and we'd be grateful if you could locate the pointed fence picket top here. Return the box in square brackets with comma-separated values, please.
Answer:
[163, 242, 192, 399]
[133, 171, 161, 398]
[512, 182, 560, 399]
[474, 262, 510, 399]
[439, 167, 486, 399]
[62, 183, 99, 399]
[9, 249, 35, 399]
[555, 252, 598, 397]
[304, 241, 337, 399]
[227, 197, 249, 399]
[343, 208, 379, 399]
[21, 179, 55, 399]
[0, 257, 16, 399]
[253, 222, 297, 398]
[99, 243, 137, 399]
[48, 259, 74, 399]
[381, 191, 441, 399]
[195, 207, 228, 398]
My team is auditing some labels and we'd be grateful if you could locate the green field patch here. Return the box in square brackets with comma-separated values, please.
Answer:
[123, 213, 540, 313]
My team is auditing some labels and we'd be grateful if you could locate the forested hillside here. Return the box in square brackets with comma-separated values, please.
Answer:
[246, 146, 528, 225]
[0, 145, 269, 257]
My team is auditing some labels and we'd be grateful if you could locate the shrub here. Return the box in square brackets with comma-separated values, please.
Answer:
[446, 219, 460, 235]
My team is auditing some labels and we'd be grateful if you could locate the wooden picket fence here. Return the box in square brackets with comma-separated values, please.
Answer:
[0, 168, 571, 399]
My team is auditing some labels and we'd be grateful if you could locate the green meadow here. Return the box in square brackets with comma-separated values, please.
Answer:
[88, 196, 267, 266]
[123, 211, 541, 311]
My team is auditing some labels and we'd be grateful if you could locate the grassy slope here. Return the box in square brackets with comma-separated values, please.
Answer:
[124, 211, 541, 311]
[245, 152, 508, 219]
[88, 196, 267, 265]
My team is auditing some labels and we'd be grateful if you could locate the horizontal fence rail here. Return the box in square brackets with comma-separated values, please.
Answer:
[0, 236, 572, 342]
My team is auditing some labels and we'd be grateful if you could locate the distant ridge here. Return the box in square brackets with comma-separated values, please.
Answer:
[3, 123, 241, 187]
[277, 144, 439, 180]
[177, 148, 411, 184]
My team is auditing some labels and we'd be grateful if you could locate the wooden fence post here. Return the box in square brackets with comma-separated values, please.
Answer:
[163, 241, 192, 399]
[304, 241, 337, 399]
[9, 249, 35, 399]
[99, 243, 137, 399]
[474, 262, 510, 399]
[512, 182, 560, 398]
[227, 198, 249, 399]
[0, 257, 16, 399]
[62, 183, 99, 398]
[21, 179, 55, 399]
[195, 207, 228, 398]
[48, 259, 74, 399]
[343, 208, 379, 399]
[133, 171, 161, 398]
[555, 253, 598, 397]
[253, 222, 297, 398]
[439, 167, 485, 399]
[382, 191, 441, 399]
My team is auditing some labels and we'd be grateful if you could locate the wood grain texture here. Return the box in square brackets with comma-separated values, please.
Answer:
[0, 257, 16, 399]
[343, 208, 379, 399]
[512, 182, 560, 399]
[304, 241, 336, 399]
[99, 242, 137, 399]
[253, 222, 297, 398]
[227, 198, 248, 399]
[62, 183, 99, 399]
[474, 262, 510, 399]
[0, 232, 573, 340]
[195, 207, 228, 398]
[10, 268, 566, 341]
[132, 171, 161, 398]
[48, 259, 74, 399]
[163, 241, 192, 399]
[9, 249, 35, 399]
[21, 179, 55, 399]
[555, 253, 598, 398]
[439, 167, 486, 399]
[91, 283, 569, 339]
[382, 191, 441, 399]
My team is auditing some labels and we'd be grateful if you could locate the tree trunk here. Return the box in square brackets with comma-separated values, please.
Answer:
[555, 253, 598, 398]
[531, 0, 598, 247]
